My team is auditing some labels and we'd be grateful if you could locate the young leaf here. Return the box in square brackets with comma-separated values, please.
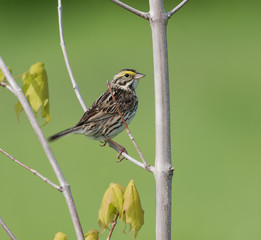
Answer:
[54, 232, 69, 240]
[0, 69, 4, 82]
[15, 101, 24, 118]
[122, 180, 144, 239]
[98, 183, 125, 234]
[0, 66, 12, 82]
[84, 229, 99, 240]
[15, 62, 50, 124]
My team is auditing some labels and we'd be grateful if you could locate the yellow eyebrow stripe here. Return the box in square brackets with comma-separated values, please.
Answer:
[119, 70, 136, 77]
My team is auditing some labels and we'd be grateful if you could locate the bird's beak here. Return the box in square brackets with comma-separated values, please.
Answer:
[134, 72, 145, 79]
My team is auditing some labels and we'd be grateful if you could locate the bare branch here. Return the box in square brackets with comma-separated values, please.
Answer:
[0, 217, 17, 240]
[148, 0, 179, 238]
[0, 81, 15, 94]
[0, 148, 62, 192]
[107, 213, 119, 240]
[107, 141, 154, 173]
[111, 0, 149, 20]
[57, 0, 87, 112]
[168, 0, 189, 18]
[0, 56, 84, 240]
[106, 81, 151, 170]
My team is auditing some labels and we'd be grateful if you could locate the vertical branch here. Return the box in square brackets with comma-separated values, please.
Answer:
[111, 0, 185, 239]
[0, 57, 84, 240]
[148, 0, 174, 240]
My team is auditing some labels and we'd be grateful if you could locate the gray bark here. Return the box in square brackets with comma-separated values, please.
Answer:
[149, 1, 174, 239]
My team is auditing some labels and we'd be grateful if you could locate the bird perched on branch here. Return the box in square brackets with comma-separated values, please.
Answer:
[48, 69, 145, 155]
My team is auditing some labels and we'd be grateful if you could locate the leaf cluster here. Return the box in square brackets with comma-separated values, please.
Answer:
[1, 62, 50, 124]
[98, 179, 144, 239]
[54, 180, 144, 240]
[15, 62, 50, 124]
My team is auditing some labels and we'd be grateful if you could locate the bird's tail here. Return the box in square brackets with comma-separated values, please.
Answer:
[48, 127, 78, 142]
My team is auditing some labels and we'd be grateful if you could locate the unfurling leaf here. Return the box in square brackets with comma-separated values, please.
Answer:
[15, 62, 50, 124]
[122, 180, 144, 239]
[0, 66, 12, 82]
[98, 183, 125, 234]
[0, 70, 3, 82]
[84, 229, 99, 240]
[54, 232, 69, 240]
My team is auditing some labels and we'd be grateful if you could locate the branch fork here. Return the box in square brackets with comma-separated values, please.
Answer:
[110, 1, 190, 240]
[1, 0, 189, 239]
[0, 57, 85, 240]
[111, 0, 189, 20]
[0, 148, 62, 192]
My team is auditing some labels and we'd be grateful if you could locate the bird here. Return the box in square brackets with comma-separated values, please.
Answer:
[48, 69, 145, 157]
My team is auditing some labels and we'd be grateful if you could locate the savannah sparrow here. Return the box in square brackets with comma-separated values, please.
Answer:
[48, 69, 145, 147]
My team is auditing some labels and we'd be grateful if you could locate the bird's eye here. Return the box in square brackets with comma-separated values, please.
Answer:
[124, 73, 129, 78]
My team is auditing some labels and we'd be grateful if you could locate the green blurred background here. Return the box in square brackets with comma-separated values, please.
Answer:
[1, 0, 261, 239]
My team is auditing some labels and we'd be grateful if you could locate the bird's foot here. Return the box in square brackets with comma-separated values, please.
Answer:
[105, 137, 128, 162]
[117, 146, 128, 162]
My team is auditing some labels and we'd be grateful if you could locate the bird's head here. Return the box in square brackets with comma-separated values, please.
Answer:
[111, 69, 145, 91]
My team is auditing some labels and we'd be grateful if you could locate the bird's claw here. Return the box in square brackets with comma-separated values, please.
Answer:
[117, 147, 128, 162]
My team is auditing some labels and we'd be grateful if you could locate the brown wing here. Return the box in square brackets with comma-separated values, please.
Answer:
[75, 88, 137, 127]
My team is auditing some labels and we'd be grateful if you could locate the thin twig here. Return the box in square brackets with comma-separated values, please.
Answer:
[106, 81, 152, 171]
[57, 0, 87, 112]
[168, 0, 189, 18]
[107, 141, 154, 173]
[0, 57, 85, 240]
[107, 213, 119, 240]
[0, 217, 17, 240]
[111, 0, 149, 20]
[0, 81, 15, 94]
[0, 148, 62, 192]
